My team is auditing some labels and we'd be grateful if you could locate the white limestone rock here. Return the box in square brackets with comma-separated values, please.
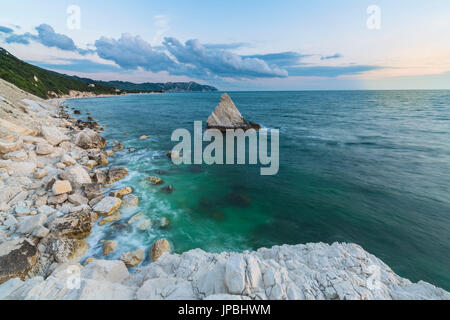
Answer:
[40, 126, 69, 146]
[60, 165, 92, 186]
[16, 214, 46, 235]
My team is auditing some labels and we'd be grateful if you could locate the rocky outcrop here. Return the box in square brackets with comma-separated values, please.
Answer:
[120, 249, 144, 268]
[40, 126, 69, 146]
[151, 239, 171, 262]
[1, 243, 449, 300]
[108, 166, 128, 183]
[75, 128, 106, 149]
[0, 238, 39, 284]
[47, 209, 94, 239]
[92, 197, 121, 216]
[206, 93, 260, 131]
[60, 165, 92, 186]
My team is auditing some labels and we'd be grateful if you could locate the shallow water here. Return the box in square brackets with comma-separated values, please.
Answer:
[67, 90, 450, 290]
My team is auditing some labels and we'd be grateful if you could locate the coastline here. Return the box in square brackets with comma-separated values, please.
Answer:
[0, 78, 449, 300]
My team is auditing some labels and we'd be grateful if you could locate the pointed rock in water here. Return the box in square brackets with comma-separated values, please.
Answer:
[206, 93, 260, 130]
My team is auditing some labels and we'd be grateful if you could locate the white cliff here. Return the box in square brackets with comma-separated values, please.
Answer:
[0, 242, 449, 300]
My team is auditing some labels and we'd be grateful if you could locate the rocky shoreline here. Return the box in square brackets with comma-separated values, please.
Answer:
[0, 78, 449, 300]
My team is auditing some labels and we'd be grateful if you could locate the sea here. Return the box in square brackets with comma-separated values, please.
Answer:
[66, 90, 450, 290]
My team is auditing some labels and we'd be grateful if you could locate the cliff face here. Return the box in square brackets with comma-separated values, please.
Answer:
[1, 242, 449, 300]
[0, 78, 449, 300]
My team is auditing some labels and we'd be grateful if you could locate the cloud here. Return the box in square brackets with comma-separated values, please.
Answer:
[321, 53, 342, 60]
[163, 37, 288, 78]
[244, 52, 311, 67]
[204, 42, 249, 50]
[1, 23, 382, 80]
[95, 33, 175, 72]
[35, 24, 77, 51]
[3, 24, 91, 55]
[286, 65, 381, 77]
[5, 33, 33, 45]
[0, 26, 14, 34]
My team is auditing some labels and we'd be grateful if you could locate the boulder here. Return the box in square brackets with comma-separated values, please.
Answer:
[120, 249, 144, 267]
[68, 193, 88, 206]
[16, 214, 47, 235]
[0, 238, 39, 284]
[206, 93, 260, 130]
[103, 240, 117, 255]
[60, 154, 76, 166]
[52, 180, 72, 195]
[40, 126, 69, 146]
[92, 196, 122, 216]
[84, 183, 102, 200]
[60, 165, 92, 186]
[32, 225, 49, 238]
[9, 162, 36, 176]
[150, 239, 171, 262]
[50, 238, 89, 263]
[47, 193, 68, 205]
[35, 143, 54, 155]
[108, 166, 128, 183]
[75, 128, 106, 149]
[0, 137, 23, 154]
[121, 194, 139, 207]
[33, 169, 48, 179]
[161, 185, 174, 193]
[109, 187, 132, 198]
[98, 211, 121, 226]
[2, 150, 28, 162]
[94, 170, 107, 184]
[159, 217, 171, 229]
[48, 209, 94, 239]
[146, 176, 163, 185]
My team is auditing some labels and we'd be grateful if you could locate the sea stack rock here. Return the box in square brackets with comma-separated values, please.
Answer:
[206, 93, 260, 131]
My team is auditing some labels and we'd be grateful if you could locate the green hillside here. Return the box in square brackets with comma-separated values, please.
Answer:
[0, 47, 218, 98]
[0, 47, 118, 99]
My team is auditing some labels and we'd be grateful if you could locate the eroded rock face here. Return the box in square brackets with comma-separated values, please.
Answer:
[103, 241, 117, 255]
[206, 93, 260, 130]
[75, 128, 106, 149]
[92, 196, 121, 216]
[108, 166, 128, 183]
[151, 239, 171, 262]
[1, 243, 450, 300]
[0, 238, 39, 284]
[48, 209, 94, 239]
[84, 183, 102, 200]
[51, 238, 89, 263]
[120, 249, 144, 268]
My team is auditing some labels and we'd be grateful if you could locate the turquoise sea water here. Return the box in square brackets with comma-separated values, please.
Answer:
[67, 91, 450, 290]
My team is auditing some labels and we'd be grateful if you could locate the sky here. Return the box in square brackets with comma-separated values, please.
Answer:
[0, 0, 449, 90]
